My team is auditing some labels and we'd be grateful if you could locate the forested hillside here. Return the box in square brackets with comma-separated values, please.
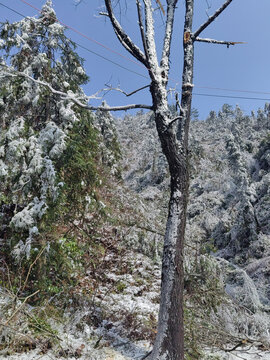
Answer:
[115, 104, 270, 358]
[0, 2, 270, 360]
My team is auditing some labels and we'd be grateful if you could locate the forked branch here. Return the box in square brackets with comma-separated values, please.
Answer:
[105, 83, 150, 97]
[104, 0, 148, 66]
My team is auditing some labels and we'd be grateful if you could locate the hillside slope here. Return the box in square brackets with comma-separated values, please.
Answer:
[115, 104, 270, 354]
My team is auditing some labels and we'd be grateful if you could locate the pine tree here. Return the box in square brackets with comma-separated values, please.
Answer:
[0, 1, 95, 260]
[95, 101, 121, 177]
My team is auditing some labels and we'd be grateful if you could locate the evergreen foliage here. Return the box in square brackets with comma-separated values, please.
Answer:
[0, 1, 99, 266]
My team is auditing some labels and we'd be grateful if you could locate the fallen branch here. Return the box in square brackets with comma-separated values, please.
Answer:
[0, 321, 36, 343]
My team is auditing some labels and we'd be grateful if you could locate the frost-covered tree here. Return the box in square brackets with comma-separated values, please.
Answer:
[95, 101, 121, 177]
[0, 1, 94, 260]
[99, 1, 241, 358]
[226, 131, 258, 256]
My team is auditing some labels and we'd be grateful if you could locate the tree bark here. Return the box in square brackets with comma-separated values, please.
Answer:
[149, 119, 188, 360]
[149, 1, 194, 358]
[101, 0, 235, 358]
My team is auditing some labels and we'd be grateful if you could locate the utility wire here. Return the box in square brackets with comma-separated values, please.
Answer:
[15, 0, 270, 99]
[0, 2, 149, 79]
[0, 2, 26, 18]
[18, 0, 146, 69]
[195, 85, 270, 96]
[76, 43, 149, 80]
[193, 93, 270, 102]
[1, 1, 270, 103]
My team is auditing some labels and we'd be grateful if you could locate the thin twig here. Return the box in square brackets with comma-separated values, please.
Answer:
[105, 83, 150, 97]
[193, 0, 233, 39]
[20, 246, 47, 294]
[0, 321, 36, 343]
[140, 351, 152, 359]
[5, 290, 40, 325]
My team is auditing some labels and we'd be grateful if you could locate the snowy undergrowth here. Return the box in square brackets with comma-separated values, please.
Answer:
[0, 249, 159, 359]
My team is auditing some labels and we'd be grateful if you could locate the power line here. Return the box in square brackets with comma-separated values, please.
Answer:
[0, 2, 149, 79]
[195, 85, 270, 96]
[18, 0, 146, 70]
[0, 2, 26, 18]
[16, 0, 270, 99]
[1, 1, 270, 104]
[193, 93, 270, 102]
[75, 43, 149, 80]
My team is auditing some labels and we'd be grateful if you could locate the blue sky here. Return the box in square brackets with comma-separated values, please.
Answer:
[1, 0, 270, 119]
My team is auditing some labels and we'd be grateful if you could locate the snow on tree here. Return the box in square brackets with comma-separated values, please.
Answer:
[0, 1, 93, 260]
[226, 128, 258, 256]
[95, 101, 122, 177]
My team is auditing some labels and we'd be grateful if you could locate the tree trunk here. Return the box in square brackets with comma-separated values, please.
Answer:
[149, 129, 188, 360]
[149, 1, 194, 358]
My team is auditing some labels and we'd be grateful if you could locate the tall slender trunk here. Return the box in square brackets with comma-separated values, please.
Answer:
[150, 124, 189, 360]
[149, 1, 194, 359]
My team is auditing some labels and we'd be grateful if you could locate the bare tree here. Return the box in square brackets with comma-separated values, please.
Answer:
[100, 1, 243, 359]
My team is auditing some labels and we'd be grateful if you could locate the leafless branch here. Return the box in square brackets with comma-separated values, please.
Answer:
[195, 37, 246, 47]
[104, 0, 148, 66]
[92, 103, 152, 111]
[20, 246, 47, 294]
[74, 0, 83, 7]
[2, 260, 13, 293]
[0, 321, 36, 343]
[193, 0, 233, 39]
[1, 67, 152, 111]
[168, 116, 181, 127]
[136, 0, 150, 66]
[139, 350, 152, 359]
[5, 290, 40, 326]
[105, 83, 150, 97]
[155, 0, 165, 15]
[142, 0, 160, 78]
[160, 0, 178, 82]
[205, 0, 212, 17]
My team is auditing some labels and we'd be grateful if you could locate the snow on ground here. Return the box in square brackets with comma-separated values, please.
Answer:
[204, 347, 270, 360]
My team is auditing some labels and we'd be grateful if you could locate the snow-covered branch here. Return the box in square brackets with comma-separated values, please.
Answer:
[192, 0, 233, 39]
[160, 0, 177, 82]
[1, 67, 152, 112]
[195, 37, 246, 47]
[143, 0, 160, 78]
[136, 0, 150, 66]
[103, 0, 148, 66]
